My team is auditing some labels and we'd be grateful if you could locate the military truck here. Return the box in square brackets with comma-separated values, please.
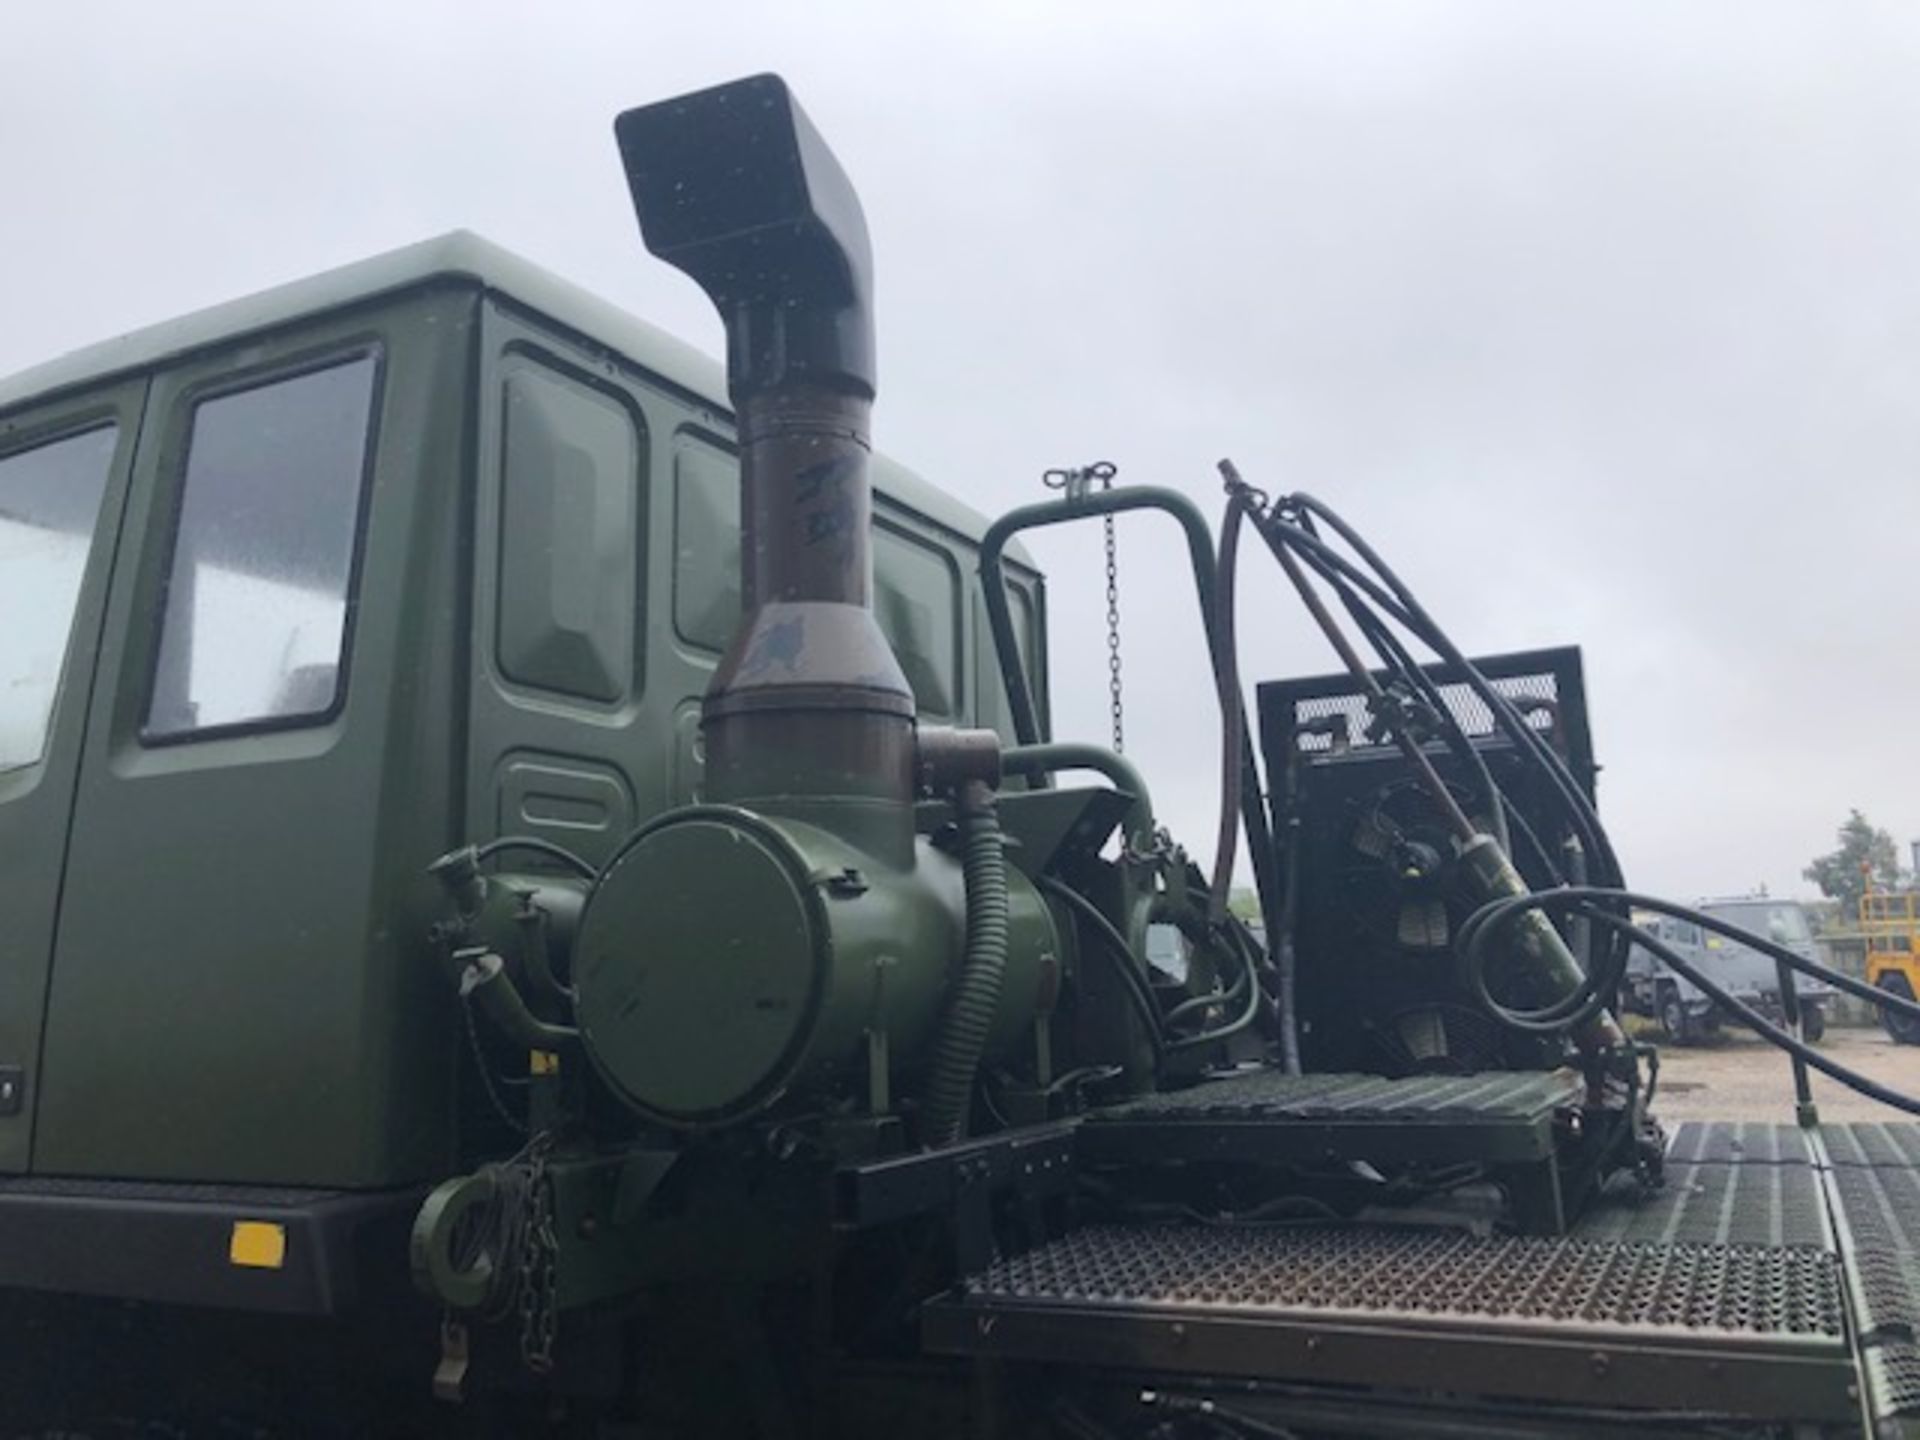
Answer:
[5, 72, 1920, 1440]
[1625, 898, 1831, 1042]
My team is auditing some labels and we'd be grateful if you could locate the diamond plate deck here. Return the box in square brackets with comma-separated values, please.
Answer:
[924, 1221, 1854, 1421]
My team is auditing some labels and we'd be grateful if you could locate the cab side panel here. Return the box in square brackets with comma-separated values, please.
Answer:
[0, 385, 144, 1173]
[34, 290, 476, 1187]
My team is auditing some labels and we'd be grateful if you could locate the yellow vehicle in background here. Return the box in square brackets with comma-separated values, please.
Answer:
[1864, 885, 1920, 1043]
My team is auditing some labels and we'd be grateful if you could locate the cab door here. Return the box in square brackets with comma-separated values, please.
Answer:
[0, 383, 143, 1173]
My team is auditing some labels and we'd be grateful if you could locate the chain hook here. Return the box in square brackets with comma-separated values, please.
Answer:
[1041, 459, 1118, 502]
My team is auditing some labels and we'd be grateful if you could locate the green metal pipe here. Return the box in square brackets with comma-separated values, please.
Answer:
[1001, 743, 1156, 855]
[455, 948, 581, 1053]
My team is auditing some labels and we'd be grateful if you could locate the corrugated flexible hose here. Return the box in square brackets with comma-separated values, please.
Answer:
[922, 782, 1009, 1147]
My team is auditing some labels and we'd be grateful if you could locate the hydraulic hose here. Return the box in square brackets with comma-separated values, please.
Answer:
[1288, 493, 1622, 889]
[921, 782, 1011, 1147]
[1249, 490, 1636, 1006]
[1460, 886, 1920, 1116]
[1164, 916, 1265, 1051]
[1208, 478, 1252, 924]
[472, 835, 597, 880]
[1037, 876, 1167, 1064]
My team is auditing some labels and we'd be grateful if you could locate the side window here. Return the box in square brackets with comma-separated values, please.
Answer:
[874, 522, 960, 718]
[147, 355, 379, 739]
[672, 432, 740, 653]
[498, 358, 644, 702]
[0, 424, 117, 771]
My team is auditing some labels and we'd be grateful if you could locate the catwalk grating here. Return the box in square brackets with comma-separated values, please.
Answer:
[1822, 1121, 1920, 1169]
[924, 1221, 1854, 1421]
[1868, 1344, 1920, 1422]
[1664, 1120, 1811, 1166]
[1079, 1069, 1577, 1168]
[1827, 1161, 1920, 1337]
[1089, 1069, 1577, 1125]
[1575, 1161, 1829, 1248]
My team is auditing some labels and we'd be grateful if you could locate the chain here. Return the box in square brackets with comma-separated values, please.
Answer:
[516, 1135, 559, 1375]
[461, 991, 529, 1137]
[1039, 460, 1125, 752]
[1103, 504, 1123, 754]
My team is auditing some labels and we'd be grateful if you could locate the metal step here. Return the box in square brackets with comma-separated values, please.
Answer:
[922, 1219, 1854, 1423]
[1079, 1068, 1581, 1232]
[1817, 1121, 1920, 1436]
[1080, 1069, 1577, 1164]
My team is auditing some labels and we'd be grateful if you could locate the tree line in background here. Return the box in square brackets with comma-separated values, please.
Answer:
[1804, 808, 1911, 921]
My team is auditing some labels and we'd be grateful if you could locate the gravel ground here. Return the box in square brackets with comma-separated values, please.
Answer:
[1643, 1020, 1920, 1124]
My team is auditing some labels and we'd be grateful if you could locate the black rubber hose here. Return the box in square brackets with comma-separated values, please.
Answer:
[1283, 524, 1592, 928]
[1460, 887, 1920, 1117]
[1037, 876, 1167, 1064]
[473, 835, 596, 880]
[1254, 495, 1634, 987]
[1155, 904, 1251, 1027]
[1308, 540, 1513, 854]
[1208, 486, 1251, 925]
[1288, 493, 1622, 887]
[922, 784, 1012, 1148]
[1271, 502, 1609, 879]
[1164, 917, 1265, 1051]
[1467, 887, 1920, 1031]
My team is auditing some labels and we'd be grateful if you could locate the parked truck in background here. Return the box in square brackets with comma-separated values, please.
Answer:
[1864, 886, 1920, 1043]
[1625, 896, 1830, 1042]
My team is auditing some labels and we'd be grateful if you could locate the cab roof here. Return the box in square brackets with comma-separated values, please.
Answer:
[0, 231, 1026, 559]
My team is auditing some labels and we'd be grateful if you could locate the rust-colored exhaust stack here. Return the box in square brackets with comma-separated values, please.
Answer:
[617, 74, 914, 817]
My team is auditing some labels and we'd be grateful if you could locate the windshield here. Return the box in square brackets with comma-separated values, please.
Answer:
[1707, 901, 1812, 944]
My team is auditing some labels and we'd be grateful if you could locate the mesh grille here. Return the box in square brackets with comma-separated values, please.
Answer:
[1665, 1121, 1811, 1167]
[1293, 672, 1559, 753]
[963, 1223, 1844, 1339]
[1576, 1163, 1828, 1248]
[1821, 1121, 1920, 1168]
[1090, 1069, 1577, 1124]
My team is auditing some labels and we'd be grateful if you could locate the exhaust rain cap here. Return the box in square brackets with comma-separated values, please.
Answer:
[615, 73, 875, 402]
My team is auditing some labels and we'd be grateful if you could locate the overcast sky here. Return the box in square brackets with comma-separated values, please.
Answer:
[5, 1, 1918, 901]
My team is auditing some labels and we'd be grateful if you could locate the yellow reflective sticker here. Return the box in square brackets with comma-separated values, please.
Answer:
[229, 1221, 287, 1270]
[530, 1050, 561, 1076]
